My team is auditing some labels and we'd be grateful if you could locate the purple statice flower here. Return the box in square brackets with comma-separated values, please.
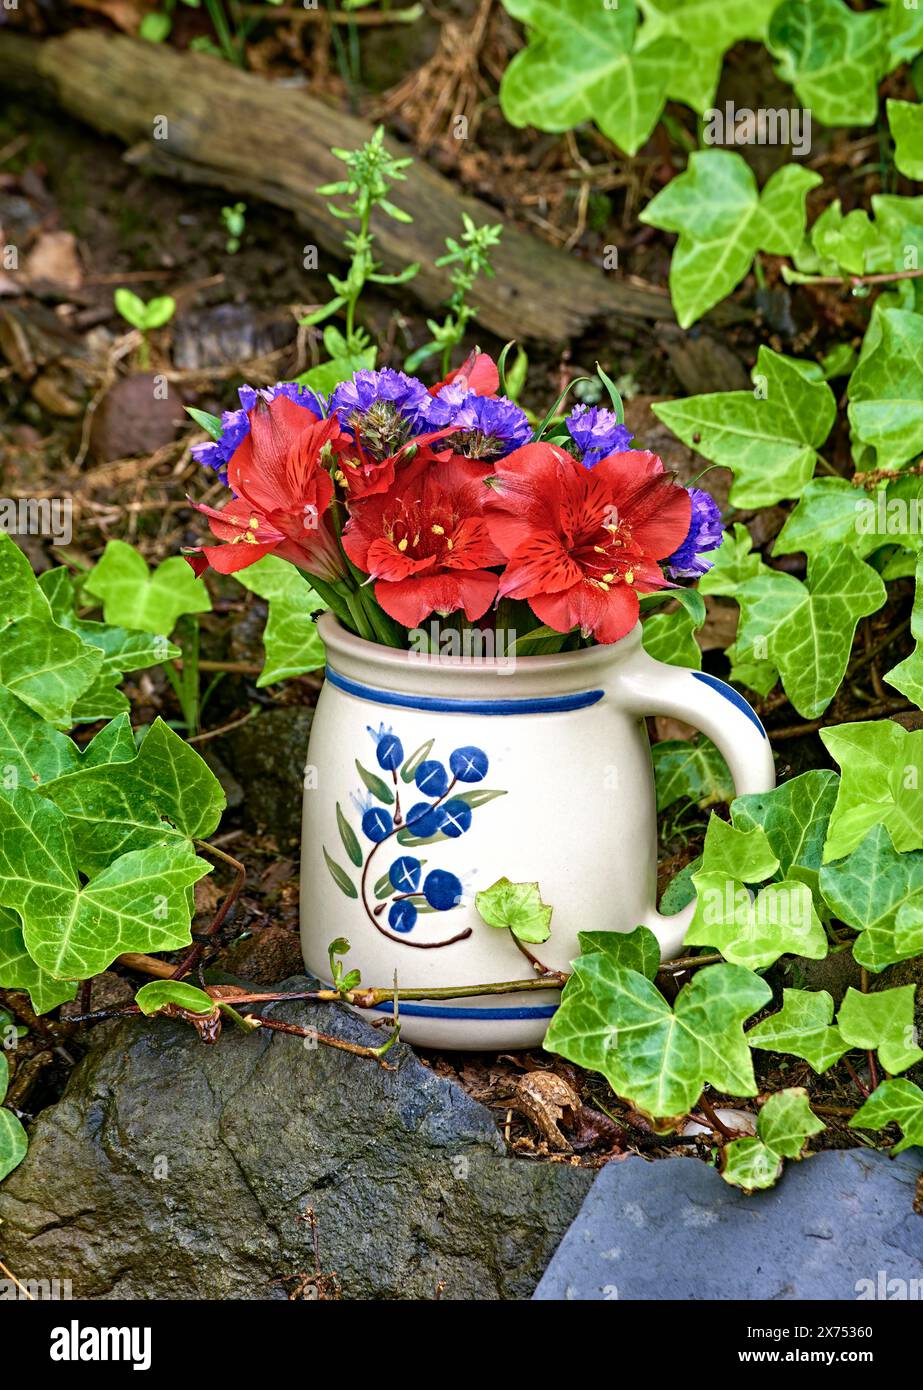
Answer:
[665, 487, 724, 579]
[191, 381, 326, 483]
[329, 368, 434, 458]
[440, 393, 532, 459]
[565, 404, 634, 468]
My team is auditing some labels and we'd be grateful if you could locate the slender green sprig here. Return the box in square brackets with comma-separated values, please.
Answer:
[406, 215, 503, 376]
[303, 126, 420, 357]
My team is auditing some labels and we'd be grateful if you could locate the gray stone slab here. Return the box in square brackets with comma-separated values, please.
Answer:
[533, 1149, 923, 1301]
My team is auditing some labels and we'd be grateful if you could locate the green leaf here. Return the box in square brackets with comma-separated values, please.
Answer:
[731, 550, 886, 718]
[400, 740, 434, 782]
[721, 1088, 824, 1192]
[0, 684, 81, 788]
[654, 348, 836, 507]
[686, 875, 827, 969]
[768, 0, 888, 127]
[544, 959, 771, 1129]
[637, 0, 778, 112]
[837, 985, 923, 1075]
[135, 980, 217, 1016]
[355, 759, 394, 805]
[0, 616, 102, 726]
[80, 714, 138, 768]
[696, 816, 780, 883]
[773, 478, 884, 563]
[475, 876, 552, 944]
[83, 540, 211, 637]
[887, 0, 923, 67]
[885, 555, 923, 707]
[821, 720, 923, 863]
[0, 788, 208, 979]
[850, 1078, 923, 1154]
[113, 288, 147, 328]
[640, 605, 702, 669]
[184, 406, 223, 440]
[652, 735, 733, 811]
[698, 525, 766, 596]
[731, 770, 840, 897]
[0, 1052, 28, 1182]
[336, 802, 363, 868]
[0, 903, 78, 1014]
[499, 0, 674, 157]
[819, 824, 923, 971]
[39, 718, 225, 875]
[295, 348, 376, 396]
[641, 154, 820, 327]
[748, 988, 848, 1073]
[323, 846, 358, 899]
[848, 308, 923, 471]
[576, 925, 661, 979]
[232, 556, 327, 684]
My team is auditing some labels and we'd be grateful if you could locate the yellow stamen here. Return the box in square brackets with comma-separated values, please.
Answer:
[398, 538, 408, 551]
[431, 524, 445, 536]
[625, 569, 634, 585]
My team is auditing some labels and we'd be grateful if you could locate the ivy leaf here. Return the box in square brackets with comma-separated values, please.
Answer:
[695, 815, 780, 883]
[884, 555, 923, 708]
[476, 876, 552, 944]
[768, 0, 887, 127]
[640, 154, 820, 327]
[773, 478, 883, 562]
[637, 0, 778, 112]
[837, 986, 923, 1075]
[0, 684, 81, 788]
[0, 787, 209, 978]
[135, 980, 217, 1015]
[848, 308, 923, 470]
[686, 876, 827, 969]
[576, 925, 661, 979]
[232, 555, 327, 684]
[79, 714, 138, 768]
[0, 617, 102, 726]
[0, 1050, 28, 1183]
[654, 348, 835, 506]
[731, 770, 840, 897]
[640, 605, 702, 669]
[850, 1078, 923, 1154]
[820, 720, 923, 862]
[544, 959, 771, 1129]
[83, 539, 211, 636]
[748, 988, 848, 1073]
[39, 718, 225, 875]
[698, 525, 766, 596]
[721, 1089, 824, 1192]
[39, 568, 178, 694]
[498, 0, 674, 157]
[0, 533, 49, 624]
[652, 735, 733, 811]
[887, 0, 923, 67]
[0, 903, 77, 1014]
[889, 100, 923, 180]
[819, 824, 923, 971]
[731, 550, 886, 718]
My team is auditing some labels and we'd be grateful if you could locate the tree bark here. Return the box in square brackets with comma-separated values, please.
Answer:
[0, 30, 742, 344]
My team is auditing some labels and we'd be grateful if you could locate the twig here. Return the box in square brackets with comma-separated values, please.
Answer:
[770, 698, 913, 740]
[797, 268, 923, 287]
[658, 952, 723, 973]
[842, 1055, 871, 1099]
[186, 706, 259, 745]
[697, 1094, 736, 1141]
[0, 1257, 34, 1300]
[861, 967, 880, 1092]
[243, 1012, 399, 1066]
[167, 842, 246, 981]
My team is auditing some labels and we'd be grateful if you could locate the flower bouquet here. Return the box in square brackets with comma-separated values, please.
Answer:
[187, 351, 723, 650]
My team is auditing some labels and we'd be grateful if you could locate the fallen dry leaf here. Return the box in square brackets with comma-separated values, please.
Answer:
[512, 1070, 579, 1152]
[24, 231, 83, 292]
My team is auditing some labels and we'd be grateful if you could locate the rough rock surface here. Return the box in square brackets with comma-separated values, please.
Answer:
[534, 1148, 923, 1301]
[214, 707, 313, 851]
[0, 976, 592, 1300]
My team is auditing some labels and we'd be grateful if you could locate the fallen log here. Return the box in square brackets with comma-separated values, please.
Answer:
[0, 30, 740, 344]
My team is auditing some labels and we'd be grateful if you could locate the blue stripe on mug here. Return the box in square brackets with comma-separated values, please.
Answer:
[691, 671, 768, 739]
[325, 665, 604, 716]
[369, 999, 560, 1021]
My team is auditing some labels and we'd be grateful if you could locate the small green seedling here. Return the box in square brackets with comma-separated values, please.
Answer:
[113, 289, 176, 369]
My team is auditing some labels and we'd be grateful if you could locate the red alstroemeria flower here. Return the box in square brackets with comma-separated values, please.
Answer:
[428, 349, 499, 398]
[342, 457, 504, 627]
[336, 427, 456, 502]
[187, 396, 345, 580]
[485, 444, 691, 644]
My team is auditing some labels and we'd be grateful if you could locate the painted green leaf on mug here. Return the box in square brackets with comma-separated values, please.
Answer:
[850, 1079, 923, 1154]
[748, 988, 848, 1073]
[476, 877, 552, 944]
[820, 721, 923, 862]
[819, 825, 923, 970]
[38, 718, 225, 875]
[641, 157, 820, 327]
[544, 959, 771, 1129]
[83, 539, 211, 636]
[837, 986, 923, 1075]
[0, 788, 208, 979]
[767, 0, 887, 127]
[721, 1088, 824, 1192]
[730, 550, 886, 718]
[654, 348, 835, 505]
[233, 555, 327, 684]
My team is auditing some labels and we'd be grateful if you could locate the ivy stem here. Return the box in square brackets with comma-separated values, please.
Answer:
[166, 841, 246, 982]
[697, 1094, 736, 1141]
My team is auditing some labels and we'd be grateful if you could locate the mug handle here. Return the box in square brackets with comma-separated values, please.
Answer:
[615, 644, 776, 960]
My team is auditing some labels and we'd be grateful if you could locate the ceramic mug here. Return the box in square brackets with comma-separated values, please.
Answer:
[300, 613, 775, 1050]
